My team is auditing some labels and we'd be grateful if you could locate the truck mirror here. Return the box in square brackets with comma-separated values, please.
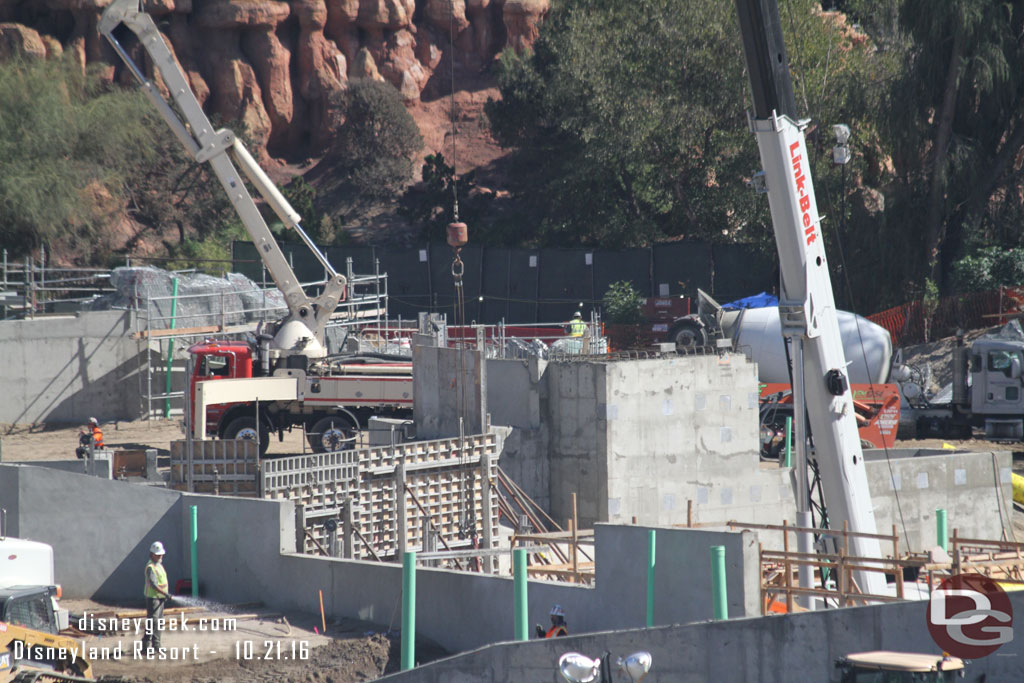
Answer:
[1013, 356, 1022, 380]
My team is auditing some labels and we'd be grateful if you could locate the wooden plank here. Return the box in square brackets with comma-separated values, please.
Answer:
[133, 324, 220, 339]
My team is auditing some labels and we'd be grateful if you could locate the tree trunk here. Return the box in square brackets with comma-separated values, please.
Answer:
[924, 28, 965, 288]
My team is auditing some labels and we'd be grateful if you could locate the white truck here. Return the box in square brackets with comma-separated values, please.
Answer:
[99, 1, 412, 454]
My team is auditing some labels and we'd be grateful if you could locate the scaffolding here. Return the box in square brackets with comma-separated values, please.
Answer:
[134, 257, 391, 419]
[0, 248, 115, 318]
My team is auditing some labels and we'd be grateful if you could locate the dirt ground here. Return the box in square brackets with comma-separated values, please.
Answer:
[60, 598, 441, 682]
[0, 419, 307, 463]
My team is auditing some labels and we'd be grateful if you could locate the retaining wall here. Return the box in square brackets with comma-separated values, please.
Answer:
[0, 464, 758, 653]
[376, 592, 1024, 682]
[0, 310, 148, 424]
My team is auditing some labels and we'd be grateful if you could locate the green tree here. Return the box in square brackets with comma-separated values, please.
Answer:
[485, 0, 894, 257]
[327, 79, 423, 199]
[0, 56, 158, 264]
[602, 280, 644, 324]
[888, 1, 1024, 291]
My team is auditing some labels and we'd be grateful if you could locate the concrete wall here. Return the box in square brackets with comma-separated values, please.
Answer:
[377, 592, 1024, 682]
[486, 358, 550, 510]
[413, 343, 486, 439]
[0, 310, 148, 424]
[601, 354, 771, 527]
[864, 448, 1013, 553]
[0, 464, 293, 602]
[0, 465, 760, 653]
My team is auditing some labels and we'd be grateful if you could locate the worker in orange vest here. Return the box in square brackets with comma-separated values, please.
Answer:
[535, 604, 569, 638]
[76, 417, 104, 459]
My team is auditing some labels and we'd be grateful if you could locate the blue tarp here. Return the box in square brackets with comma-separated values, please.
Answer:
[722, 292, 778, 310]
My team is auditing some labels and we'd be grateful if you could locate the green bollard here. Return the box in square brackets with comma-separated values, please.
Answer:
[711, 546, 727, 620]
[784, 416, 793, 468]
[513, 549, 528, 641]
[937, 509, 948, 552]
[402, 552, 416, 670]
[646, 530, 656, 627]
[190, 505, 198, 598]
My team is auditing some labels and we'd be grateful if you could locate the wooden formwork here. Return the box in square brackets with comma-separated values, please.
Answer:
[262, 433, 500, 562]
[169, 439, 260, 496]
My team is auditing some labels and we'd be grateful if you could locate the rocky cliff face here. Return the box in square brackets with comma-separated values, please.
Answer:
[0, 0, 549, 160]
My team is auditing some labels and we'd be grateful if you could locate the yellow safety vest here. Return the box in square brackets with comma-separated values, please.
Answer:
[145, 560, 168, 598]
[569, 320, 586, 337]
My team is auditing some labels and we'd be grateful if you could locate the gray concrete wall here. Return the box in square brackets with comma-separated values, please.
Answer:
[865, 448, 1014, 553]
[486, 357, 550, 511]
[546, 362, 607, 526]
[0, 310, 148, 424]
[602, 354, 775, 527]
[0, 465, 761, 654]
[0, 464, 293, 603]
[413, 343, 486, 439]
[377, 591, 1024, 682]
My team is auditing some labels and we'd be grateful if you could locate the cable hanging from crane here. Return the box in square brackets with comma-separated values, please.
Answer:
[444, 4, 476, 559]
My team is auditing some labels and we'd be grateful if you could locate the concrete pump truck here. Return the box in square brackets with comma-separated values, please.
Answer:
[99, 1, 413, 454]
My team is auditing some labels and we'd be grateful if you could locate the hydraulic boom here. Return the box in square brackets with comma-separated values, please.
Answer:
[734, 0, 885, 598]
[99, 0, 345, 357]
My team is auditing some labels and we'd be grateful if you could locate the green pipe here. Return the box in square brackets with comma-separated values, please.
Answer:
[189, 505, 198, 598]
[784, 416, 793, 468]
[513, 549, 528, 641]
[646, 530, 656, 627]
[936, 509, 948, 552]
[402, 551, 416, 670]
[163, 277, 180, 418]
[711, 546, 727, 620]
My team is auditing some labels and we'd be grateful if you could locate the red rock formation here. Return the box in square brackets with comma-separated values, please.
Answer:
[0, 0, 548, 158]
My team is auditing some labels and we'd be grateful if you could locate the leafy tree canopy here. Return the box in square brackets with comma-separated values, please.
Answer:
[327, 79, 424, 200]
[485, 0, 894, 257]
[0, 56, 158, 263]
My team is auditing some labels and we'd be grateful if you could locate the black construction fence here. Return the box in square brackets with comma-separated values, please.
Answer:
[232, 240, 776, 325]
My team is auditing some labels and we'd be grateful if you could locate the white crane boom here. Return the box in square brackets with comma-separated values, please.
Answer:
[734, 0, 885, 598]
[99, 0, 345, 354]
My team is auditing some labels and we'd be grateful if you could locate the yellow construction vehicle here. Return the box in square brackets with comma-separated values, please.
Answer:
[0, 621, 92, 683]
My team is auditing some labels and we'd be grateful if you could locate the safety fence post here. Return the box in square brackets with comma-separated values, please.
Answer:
[513, 548, 528, 641]
[401, 551, 416, 670]
[189, 505, 198, 598]
[646, 530, 656, 627]
[711, 546, 727, 620]
[936, 509, 948, 552]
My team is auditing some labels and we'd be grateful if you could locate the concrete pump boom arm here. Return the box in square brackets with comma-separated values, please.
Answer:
[733, 0, 885, 598]
[98, 0, 345, 346]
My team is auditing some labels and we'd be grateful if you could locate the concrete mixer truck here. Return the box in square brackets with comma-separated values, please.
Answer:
[666, 290, 899, 458]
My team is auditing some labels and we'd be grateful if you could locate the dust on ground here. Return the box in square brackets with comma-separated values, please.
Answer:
[61, 598, 444, 682]
[0, 419, 310, 463]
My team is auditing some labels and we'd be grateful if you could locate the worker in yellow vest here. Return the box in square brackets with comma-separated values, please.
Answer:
[142, 541, 170, 653]
[567, 311, 587, 338]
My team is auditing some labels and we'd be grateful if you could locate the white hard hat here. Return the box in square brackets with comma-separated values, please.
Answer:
[149, 541, 165, 555]
[550, 604, 565, 617]
[88, 417, 98, 425]
[573, 311, 582, 319]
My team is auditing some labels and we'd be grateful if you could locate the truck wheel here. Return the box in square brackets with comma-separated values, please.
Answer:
[667, 319, 708, 352]
[223, 416, 269, 456]
[309, 415, 356, 453]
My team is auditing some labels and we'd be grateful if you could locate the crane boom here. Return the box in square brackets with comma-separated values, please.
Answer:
[734, 0, 885, 598]
[98, 0, 345, 355]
